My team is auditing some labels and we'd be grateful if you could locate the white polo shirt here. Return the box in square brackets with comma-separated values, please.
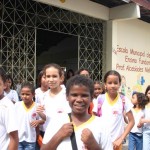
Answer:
[43, 114, 113, 150]
[0, 97, 18, 150]
[93, 93, 132, 142]
[143, 105, 150, 129]
[4, 89, 19, 102]
[15, 101, 39, 142]
[43, 88, 71, 125]
[131, 108, 144, 133]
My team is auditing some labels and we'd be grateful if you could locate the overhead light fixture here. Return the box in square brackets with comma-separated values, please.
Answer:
[122, 0, 131, 3]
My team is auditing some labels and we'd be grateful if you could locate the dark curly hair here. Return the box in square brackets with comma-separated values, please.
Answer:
[145, 85, 150, 102]
[132, 92, 148, 109]
[66, 75, 94, 99]
[37, 70, 44, 87]
[0, 68, 6, 83]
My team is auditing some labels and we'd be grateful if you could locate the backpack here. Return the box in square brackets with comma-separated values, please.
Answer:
[97, 94, 125, 117]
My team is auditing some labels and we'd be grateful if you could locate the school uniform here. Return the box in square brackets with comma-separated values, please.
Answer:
[0, 96, 18, 150]
[15, 101, 39, 143]
[43, 114, 113, 150]
[4, 89, 19, 102]
[43, 88, 71, 128]
[93, 93, 133, 142]
[35, 87, 48, 133]
[35, 88, 48, 104]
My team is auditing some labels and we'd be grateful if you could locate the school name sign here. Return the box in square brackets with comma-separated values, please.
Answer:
[114, 45, 150, 73]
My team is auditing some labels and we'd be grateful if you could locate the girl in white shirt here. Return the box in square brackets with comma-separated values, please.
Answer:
[35, 70, 49, 138]
[128, 92, 147, 150]
[89, 81, 105, 114]
[93, 70, 134, 150]
[4, 74, 19, 103]
[37, 64, 71, 126]
[35, 70, 49, 105]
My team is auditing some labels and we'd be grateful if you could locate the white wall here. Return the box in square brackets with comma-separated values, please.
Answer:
[112, 19, 150, 97]
[35, 0, 109, 20]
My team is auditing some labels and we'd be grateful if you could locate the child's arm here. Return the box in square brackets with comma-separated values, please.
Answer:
[8, 131, 18, 150]
[36, 105, 46, 120]
[123, 111, 128, 124]
[30, 119, 45, 128]
[140, 117, 150, 124]
[113, 110, 134, 149]
[41, 123, 73, 150]
[81, 128, 101, 150]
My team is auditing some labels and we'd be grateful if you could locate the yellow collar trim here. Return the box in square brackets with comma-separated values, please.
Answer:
[146, 104, 150, 108]
[132, 108, 142, 113]
[106, 92, 119, 106]
[73, 115, 95, 131]
[22, 101, 35, 112]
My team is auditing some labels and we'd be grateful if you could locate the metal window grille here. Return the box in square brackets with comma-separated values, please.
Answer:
[0, 0, 105, 86]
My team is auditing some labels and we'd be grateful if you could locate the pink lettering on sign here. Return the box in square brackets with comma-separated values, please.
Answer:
[147, 52, 150, 58]
[114, 45, 150, 73]
[125, 56, 137, 63]
[130, 49, 145, 57]
[116, 64, 125, 70]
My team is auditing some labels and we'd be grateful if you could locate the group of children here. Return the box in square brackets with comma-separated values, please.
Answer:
[1, 63, 150, 150]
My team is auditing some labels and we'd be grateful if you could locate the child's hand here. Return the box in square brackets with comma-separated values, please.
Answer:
[81, 128, 100, 149]
[113, 137, 122, 150]
[81, 128, 94, 144]
[137, 122, 143, 128]
[57, 123, 74, 140]
[30, 120, 40, 128]
[139, 116, 145, 126]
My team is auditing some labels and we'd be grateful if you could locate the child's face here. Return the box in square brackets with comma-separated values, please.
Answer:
[5, 79, 12, 90]
[67, 85, 91, 115]
[20, 87, 34, 104]
[131, 94, 138, 105]
[146, 90, 150, 100]
[45, 67, 63, 89]
[105, 75, 121, 95]
[94, 83, 103, 98]
[41, 75, 49, 88]
[80, 70, 90, 78]
[0, 77, 5, 98]
[68, 72, 73, 77]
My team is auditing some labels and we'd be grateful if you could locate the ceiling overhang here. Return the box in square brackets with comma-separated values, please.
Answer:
[131, 0, 150, 10]
[91, 0, 150, 23]
[110, 3, 140, 20]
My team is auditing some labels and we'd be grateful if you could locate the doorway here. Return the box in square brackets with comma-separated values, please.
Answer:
[36, 29, 78, 74]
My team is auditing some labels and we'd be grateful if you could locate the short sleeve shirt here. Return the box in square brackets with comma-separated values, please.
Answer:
[0, 97, 18, 149]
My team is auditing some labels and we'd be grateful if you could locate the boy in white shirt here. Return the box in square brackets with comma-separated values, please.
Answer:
[15, 82, 44, 150]
[0, 68, 18, 150]
[41, 75, 113, 150]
